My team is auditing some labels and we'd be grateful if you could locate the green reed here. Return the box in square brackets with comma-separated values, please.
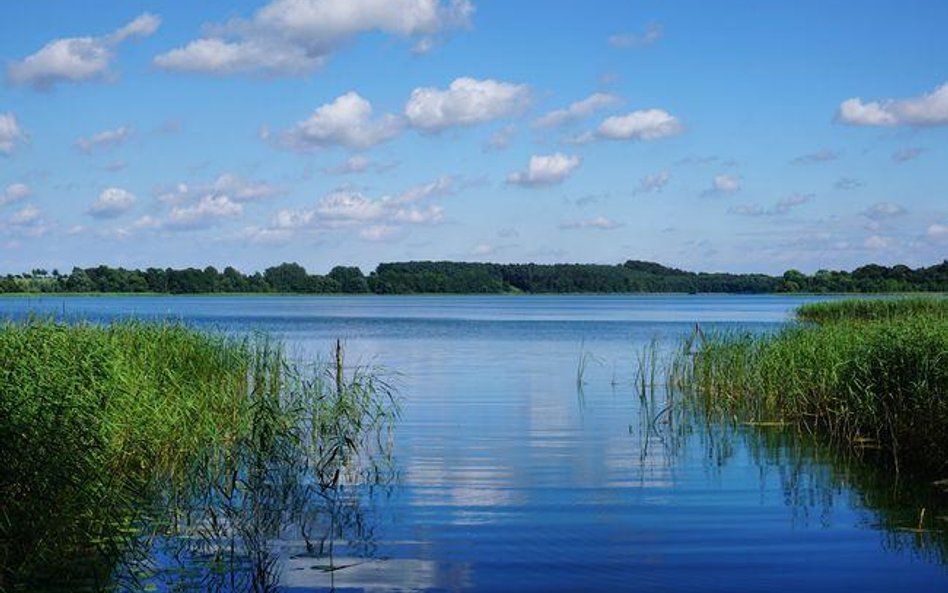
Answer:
[672, 299, 948, 476]
[797, 296, 948, 324]
[0, 320, 397, 590]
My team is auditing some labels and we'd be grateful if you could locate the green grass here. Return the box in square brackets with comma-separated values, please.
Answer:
[797, 296, 948, 324]
[0, 319, 397, 588]
[672, 298, 948, 476]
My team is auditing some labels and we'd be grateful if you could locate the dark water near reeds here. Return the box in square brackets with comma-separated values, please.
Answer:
[3, 294, 947, 592]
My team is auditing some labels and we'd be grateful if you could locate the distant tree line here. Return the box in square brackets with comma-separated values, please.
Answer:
[2, 259, 947, 295]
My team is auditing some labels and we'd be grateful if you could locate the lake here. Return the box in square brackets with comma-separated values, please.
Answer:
[2, 294, 946, 592]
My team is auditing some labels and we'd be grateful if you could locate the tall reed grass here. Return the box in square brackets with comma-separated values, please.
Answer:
[0, 320, 397, 590]
[672, 299, 948, 476]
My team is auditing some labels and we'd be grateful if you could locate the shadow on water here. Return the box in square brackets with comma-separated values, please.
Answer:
[4, 338, 399, 593]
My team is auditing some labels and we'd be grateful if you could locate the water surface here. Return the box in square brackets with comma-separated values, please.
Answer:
[3, 294, 945, 592]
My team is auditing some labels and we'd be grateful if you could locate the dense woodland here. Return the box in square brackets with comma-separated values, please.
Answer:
[2, 259, 947, 295]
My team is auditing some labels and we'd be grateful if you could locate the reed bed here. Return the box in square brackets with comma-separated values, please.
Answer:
[0, 319, 397, 589]
[672, 299, 948, 476]
[797, 296, 948, 324]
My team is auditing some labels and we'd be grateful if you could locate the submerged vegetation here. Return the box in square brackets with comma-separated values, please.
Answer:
[671, 297, 948, 476]
[0, 320, 397, 590]
[3, 258, 948, 295]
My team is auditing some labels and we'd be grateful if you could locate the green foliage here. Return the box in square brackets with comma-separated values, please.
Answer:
[2, 259, 947, 295]
[797, 296, 948, 324]
[674, 299, 948, 476]
[0, 320, 397, 588]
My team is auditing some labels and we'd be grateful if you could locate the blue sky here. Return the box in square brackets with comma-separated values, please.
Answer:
[1, 0, 946, 275]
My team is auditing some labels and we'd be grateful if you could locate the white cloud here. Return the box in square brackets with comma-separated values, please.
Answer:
[392, 204, 443, 223]
[507, 153, 581, 187]
[157, 173, 283, 204]
[154, 0, 472, 76]
[360, 224, 402, 242]
[1, 183, 31, 206]
[318, 191, 388, 221]
[533, 92, 620, 129]
[88, 187, 136, 218]
[470, 243, 494, 256]
[6, 205, 51, 237]
[405, 77, 530, 131]
[0, 113, 26, 155]
[485, 124, 516, 150]
[837, 82, 948, 127]
[75, 125, 133, 153]
[166, 195, 243, 230]
[608, 23, 663, 48]
[238, 225, 294, 245]
[863, 235, 892, 250]
[7, 13, 161, 90]
[263, 175, 456, 240]
[862, 201, 906, 220]
[559, 215, 623, 230]
[634, 170, 669, 194]
[325, 155, 372, 174]
[281, 92, 401, 150]
[395, 175, 456, 203]
[703, 174, 741, 196]
[9, 205, 41, 226]
[927, 223, 948, 242]
[729, 193, 811, 216]
[582, 109, 683, 143]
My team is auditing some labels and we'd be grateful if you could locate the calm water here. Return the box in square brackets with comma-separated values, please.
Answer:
[3, 294, 946, 592]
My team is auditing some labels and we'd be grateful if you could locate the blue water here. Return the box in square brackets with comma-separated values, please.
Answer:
[2, 294, 945, 592]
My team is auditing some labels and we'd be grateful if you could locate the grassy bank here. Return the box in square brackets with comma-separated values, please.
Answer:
[0, 320, 396, 589]
[673, 298, 948, 476]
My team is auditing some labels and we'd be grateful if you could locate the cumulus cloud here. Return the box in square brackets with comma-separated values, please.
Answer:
[281, 92, 402, 150]
[6, 205, 51, 237]
[9, 205, 41, 226]
[0, 113, 27, 155]
[634, 170, 669, 195]
[598, 109, 682, 140]
[927, 223, 948, 242]
[533, 92, 620, 129]
[506, 153, 581, 187]
[166, 195, 243, 230]
[572, 109, 683, 144]
[157, 172, 284, 204]
[608, 23, 663, 48]
[87, 187, 135, 218]
[703, 174, 741, 197]
[729, 193, 811, 216]
[262, 175, 455, 242]
[75, 125, 133, 153]
[837, 82, 948, 127]
[792, 149, 838, 164]
[88, 187, 136, 218]
[863, 235, 892, 250]
[154, 0, 472, 76]
[7, 13, 160, 90]
[1, 183, 31, 206]
[405, 77, 530, 131]
[862, 201, 906, 220]
[559, 215, 623, 230]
